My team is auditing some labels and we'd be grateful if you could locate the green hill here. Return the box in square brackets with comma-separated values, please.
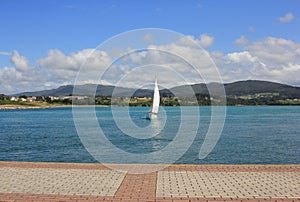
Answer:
[12, 80, 300, 99]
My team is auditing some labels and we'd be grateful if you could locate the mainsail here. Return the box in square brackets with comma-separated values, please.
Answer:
[151, 78, 160, 114]
[148, 78, 160, 119]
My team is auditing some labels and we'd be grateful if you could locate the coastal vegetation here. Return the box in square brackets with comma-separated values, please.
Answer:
[1, 93, 300, 109]
[1, 80, 300, 108]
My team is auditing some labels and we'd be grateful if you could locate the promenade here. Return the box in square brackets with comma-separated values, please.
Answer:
[0, 162, 299, 202]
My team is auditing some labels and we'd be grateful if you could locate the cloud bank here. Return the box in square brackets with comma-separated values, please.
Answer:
[0, 34, 299, 94]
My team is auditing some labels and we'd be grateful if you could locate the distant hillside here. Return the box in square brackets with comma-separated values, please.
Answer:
[13, 84, 165, 97]
[224, 80, 300, 97]
[170, 80, 300, 98]
[14, 84, 127, 97]
[13, 80, 300, 98]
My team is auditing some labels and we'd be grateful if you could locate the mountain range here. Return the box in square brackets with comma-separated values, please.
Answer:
[13, 80, 300, 98]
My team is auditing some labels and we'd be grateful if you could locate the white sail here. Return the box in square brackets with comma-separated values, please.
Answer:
[147, 78, 160, 119]
[151, 78, 160, 114]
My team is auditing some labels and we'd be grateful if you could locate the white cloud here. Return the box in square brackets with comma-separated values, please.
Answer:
[199, 34, 214, 48]
[226, 51, 262, 64]
[0, 49, 112, 94]
[117, 35, 219, 86]
[246, 37, 299, 64]
[0, 55, 51, 94]
[83, 34, 219, 89]
[1, 35, 300, 95]
[177, 34, 214, 49]
[214, 51, 266, 82]
[37, 49, 112, 82]
[234, 35, 248, 45]
[279, 12, 294, 23]
[216, 36, 300, 85]
[0, 51, 53, 94]
[143, 34, 154, 44]
[10, 51, 34, 72]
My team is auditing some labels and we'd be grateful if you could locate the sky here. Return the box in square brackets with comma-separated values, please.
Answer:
[0, 0, 299, 94]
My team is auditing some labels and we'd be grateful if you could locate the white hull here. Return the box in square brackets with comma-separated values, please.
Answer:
[147, 112, 157, 120]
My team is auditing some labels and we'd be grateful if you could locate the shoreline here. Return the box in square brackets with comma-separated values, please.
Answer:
[0, 105, 52, 110]
[1, 161, 299, 169]
[0, 104, 71, 110]
[1, 104, 300, 110]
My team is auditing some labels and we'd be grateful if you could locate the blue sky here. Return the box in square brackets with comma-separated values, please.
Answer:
[0, 0, 299, 94]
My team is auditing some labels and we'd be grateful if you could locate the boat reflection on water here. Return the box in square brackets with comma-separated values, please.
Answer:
[149, 117, 166, 152]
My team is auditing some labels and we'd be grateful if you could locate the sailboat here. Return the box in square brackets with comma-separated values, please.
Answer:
[147, 78, 160, 120]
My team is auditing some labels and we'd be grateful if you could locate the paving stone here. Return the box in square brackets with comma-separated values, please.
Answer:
[156, 171, 300, 198]
[0, 167, 125, 196]
[0, 162, 299, 201]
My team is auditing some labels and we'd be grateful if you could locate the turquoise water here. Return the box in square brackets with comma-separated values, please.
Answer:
[0, 106, 299, 164]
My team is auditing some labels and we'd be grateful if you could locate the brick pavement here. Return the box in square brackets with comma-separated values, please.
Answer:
[0, 161, 299, 202]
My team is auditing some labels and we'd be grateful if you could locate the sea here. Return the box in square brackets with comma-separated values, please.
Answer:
[0, 106, 299, 164]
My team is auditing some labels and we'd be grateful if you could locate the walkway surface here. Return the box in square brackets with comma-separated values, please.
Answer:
[0, 162, 299, 202]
